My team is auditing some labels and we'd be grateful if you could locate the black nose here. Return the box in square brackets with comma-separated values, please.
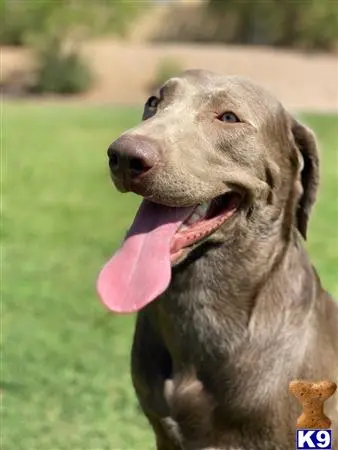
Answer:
[107, 135, 159, 185]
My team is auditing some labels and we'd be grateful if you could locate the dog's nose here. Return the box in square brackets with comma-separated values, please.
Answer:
[107, 135, 159, 187]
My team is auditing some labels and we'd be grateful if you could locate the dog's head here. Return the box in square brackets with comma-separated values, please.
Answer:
[98, 71, 320, 313]
[108, 70, 319, 262]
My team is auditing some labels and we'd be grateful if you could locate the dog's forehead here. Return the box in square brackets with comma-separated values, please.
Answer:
[163, 71, 281, 116]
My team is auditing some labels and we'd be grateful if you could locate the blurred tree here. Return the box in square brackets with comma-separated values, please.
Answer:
[207, 0, 338, 51]
[0, 0, 149, 94]
[0, 0, 148, 46]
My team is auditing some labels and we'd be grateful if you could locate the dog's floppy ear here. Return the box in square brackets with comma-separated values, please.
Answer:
[291, 118, 320, 240]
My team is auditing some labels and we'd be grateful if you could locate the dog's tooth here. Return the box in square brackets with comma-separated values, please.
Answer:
[197, 203, 209, 215]
[184, 205, 210, 227]
[185, 213, 199, 225]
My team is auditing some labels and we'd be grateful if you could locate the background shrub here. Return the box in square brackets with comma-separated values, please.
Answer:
[151, 0, 338, 52]
[30, 37, 93, 94]
[148, 58, 183, 93]
[1, 0, 148, 95]
[207, 0, 338, 51]
[0, 0, 63, 46]
[155, 59, 182, 86]
[0, 0, 147, 46]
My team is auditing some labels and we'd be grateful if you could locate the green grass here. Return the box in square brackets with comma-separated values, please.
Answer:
[1, 103, 337, 450]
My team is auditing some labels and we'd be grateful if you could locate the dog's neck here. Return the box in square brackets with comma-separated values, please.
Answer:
[149, 224, 315, 377]
[145, 223, 320, 433]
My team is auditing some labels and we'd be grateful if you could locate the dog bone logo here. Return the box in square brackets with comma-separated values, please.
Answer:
[289, 380, 337, 429]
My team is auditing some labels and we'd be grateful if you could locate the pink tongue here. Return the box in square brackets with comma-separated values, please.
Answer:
[97, 200, 193, 313]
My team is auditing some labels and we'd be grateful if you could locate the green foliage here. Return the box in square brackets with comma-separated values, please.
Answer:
[30, 36, 93, 94]
[207, 0, 338, 50]
[1, 0, 148, 94]
[0, 0, 147, 46]
[0, 0, 65, 45]
[0, 0, 31, 45]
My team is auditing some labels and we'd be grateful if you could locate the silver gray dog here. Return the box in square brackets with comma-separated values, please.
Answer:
[98, 70, 338, 450]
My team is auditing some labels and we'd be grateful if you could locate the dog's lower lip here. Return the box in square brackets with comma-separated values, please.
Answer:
[170, 192, 241, 259]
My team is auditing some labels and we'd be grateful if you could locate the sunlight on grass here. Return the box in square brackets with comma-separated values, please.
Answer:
[2, 103, 337, 450]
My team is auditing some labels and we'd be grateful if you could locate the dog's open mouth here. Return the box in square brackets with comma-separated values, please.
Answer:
[170, 192, 241, 262]
[97, 192, 241, 314]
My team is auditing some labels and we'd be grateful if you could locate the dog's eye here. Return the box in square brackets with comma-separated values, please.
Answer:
[146, 96, 159, 109]
[218, 112, 240, 123]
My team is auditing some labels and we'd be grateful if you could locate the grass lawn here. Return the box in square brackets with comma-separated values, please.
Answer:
[2, 103, 337, 450]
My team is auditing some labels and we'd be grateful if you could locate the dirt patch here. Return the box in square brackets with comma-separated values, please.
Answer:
[1, 40, 338, 112]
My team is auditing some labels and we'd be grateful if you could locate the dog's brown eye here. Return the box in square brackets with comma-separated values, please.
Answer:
[147, 96, 159, 109]
[218, 112, 240, 123]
